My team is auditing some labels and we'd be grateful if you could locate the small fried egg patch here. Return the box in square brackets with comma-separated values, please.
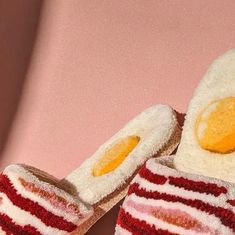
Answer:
[175, 49, 235, 183]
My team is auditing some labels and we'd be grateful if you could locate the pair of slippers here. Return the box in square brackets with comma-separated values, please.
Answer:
[1, 49, 235, 235]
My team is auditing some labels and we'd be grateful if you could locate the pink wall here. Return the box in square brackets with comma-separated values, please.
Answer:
[1, 1, 235, 234]
[1, 0, 235, 177]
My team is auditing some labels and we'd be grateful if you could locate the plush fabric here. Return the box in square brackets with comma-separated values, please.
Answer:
[116, 156, 235, 235]
[0, 164, 93, 235]
[175, 49, 235, 183]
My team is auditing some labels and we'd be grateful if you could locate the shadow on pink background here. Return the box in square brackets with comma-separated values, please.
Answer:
[0, 0, 42, 160]
[1, 1, 235, 234]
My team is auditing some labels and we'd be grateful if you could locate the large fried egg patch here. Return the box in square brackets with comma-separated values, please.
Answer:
[175, 49, 235, 183]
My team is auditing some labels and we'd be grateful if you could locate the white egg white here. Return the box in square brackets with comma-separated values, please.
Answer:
[175, 49, 235, 183]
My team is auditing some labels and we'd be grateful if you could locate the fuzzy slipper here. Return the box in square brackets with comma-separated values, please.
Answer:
[0, 105, 181, 235]
[116, 156, 235, 235]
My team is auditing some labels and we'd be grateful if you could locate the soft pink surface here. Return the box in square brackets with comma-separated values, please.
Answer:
[1, 0, 235, 179]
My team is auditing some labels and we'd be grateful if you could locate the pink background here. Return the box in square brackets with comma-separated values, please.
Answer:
[1, 1, 235, 234]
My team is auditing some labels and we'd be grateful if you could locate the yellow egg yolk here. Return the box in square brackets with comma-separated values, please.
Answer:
[195, 97, 235, 153]
[92, 135, 140, 176]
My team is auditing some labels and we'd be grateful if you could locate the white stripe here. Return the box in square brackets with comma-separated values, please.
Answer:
[0, 227, 6, 235]
[133, 174, 228, 207]
[4, 164, 81, 206]
[0, 192, 68, 235]
[6, 172, 84, 223]
[115, 225, 132, 235]
[146, 157, 235, 214]
[125, 194, 233, 235]
[146, 157, 232, 190]
[124, 204, 201, 235]
[125, 203, 232, 235]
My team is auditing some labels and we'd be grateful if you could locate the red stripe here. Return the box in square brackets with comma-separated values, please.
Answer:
[128, 183, 235, 232]
[117, 207, 179, 235]
[0, 212, 42, 235]
[227, 199, 235, 207]
[168, 176, 227, 196]
[138, 165, 167, 185]
[0, 174, 77, 232]
[139, 164, 227, 196]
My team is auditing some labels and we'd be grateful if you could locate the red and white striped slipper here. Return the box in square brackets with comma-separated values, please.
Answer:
[0, 164, 93, 235]
[116, 155, 235, 235]
[0, 105, 181, 235]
